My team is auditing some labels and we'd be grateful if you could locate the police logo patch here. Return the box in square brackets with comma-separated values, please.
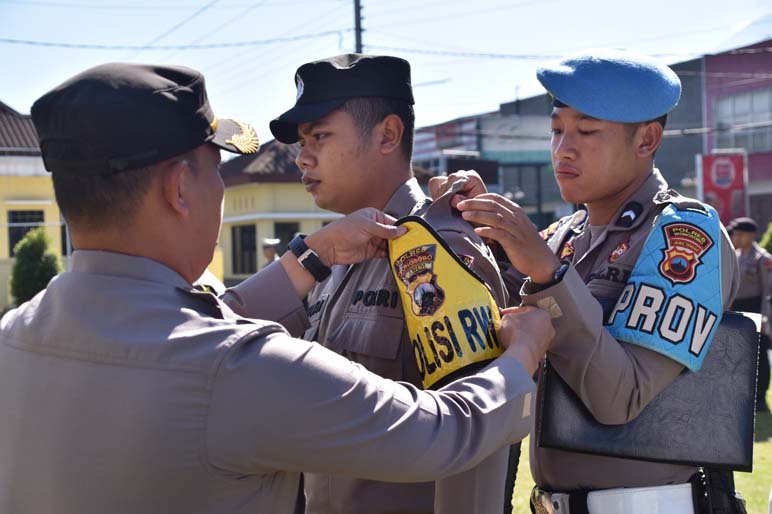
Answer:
[559, 241, 575, 261]
[539, 220, 561, 242]
[609, 239, 630, 263]
[659, 223, 713, 284]
[394, 244, 446, 316]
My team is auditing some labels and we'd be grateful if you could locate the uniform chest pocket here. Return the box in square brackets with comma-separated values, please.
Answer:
[326, 315, 407, 380]
[588, 280, 629, 323]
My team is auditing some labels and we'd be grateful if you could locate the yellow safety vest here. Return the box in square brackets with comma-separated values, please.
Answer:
[388, 216, 503, 389]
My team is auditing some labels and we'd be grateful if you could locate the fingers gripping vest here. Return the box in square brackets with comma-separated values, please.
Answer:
[388, 216, 503, 389]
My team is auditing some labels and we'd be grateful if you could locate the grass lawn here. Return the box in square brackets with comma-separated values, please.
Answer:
[510, 385, 772, 513]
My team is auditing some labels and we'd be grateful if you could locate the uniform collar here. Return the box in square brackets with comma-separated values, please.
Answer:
[383, 178, 428, 218]
[607, 168, 668, 232]
[70, 250, 192, 289]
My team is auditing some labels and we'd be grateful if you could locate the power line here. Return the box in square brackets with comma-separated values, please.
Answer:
[212, 3, 352, 89]
[356, 44, 772, 74]
[162, 0, 269, 60]
[125, 0, 222, 59]
[414, 78, 452, 88]
[0, 0, 328, 8]
[367, 0, 554, 31]
[365, 45, 558, 60]
[211, 0, 363, 93]
[0, 29, 353, 50]
[367, 29, 483, 53]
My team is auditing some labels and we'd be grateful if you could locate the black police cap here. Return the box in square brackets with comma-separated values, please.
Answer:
[31, 63, 259, 175]
[727, 217, 758, 233]
[269, 54, 414, 144]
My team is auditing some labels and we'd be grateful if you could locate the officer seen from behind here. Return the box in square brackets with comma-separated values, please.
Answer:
[0, 62, 555, 514]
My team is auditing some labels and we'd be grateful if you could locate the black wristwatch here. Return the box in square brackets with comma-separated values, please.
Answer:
[288, 234, 332, 282]
[547, 261, 570, 286]
[525, 261, 570, 293]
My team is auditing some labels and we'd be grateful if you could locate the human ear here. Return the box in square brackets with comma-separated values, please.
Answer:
[378, 114, 405, 156]
[635, 121, 664, 158]
[160, 159, 192, 217]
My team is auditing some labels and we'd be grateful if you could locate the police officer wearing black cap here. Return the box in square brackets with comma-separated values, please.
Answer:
[728, 216, 772, 412]
[269, 54, 517, 514]
[0, 62, 553, 514]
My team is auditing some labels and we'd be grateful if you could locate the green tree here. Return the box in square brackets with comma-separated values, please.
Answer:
[10, 228, 61, 306]
[760, 222, 772, 254]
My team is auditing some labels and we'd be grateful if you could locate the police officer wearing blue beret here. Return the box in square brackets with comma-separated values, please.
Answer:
[0, 62, 556, 514]
[432, 49, 741, 514]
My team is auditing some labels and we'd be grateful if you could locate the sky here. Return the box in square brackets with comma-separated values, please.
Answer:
[2, 0, 771, 150]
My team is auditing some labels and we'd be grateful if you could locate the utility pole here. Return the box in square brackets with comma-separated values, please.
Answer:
[354, 0, 363, 53]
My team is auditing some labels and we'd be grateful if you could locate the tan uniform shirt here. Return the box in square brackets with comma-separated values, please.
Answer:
[0, 250, 535, 514]
[504, 170, 739, 491]
[296, 179, 510, 514]
[735, 242, 772, 335]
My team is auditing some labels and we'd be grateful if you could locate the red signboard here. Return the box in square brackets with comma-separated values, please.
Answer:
[699, 153, 747, 224]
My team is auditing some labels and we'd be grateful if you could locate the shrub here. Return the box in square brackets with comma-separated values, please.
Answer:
[10, 228, 61, 306]
[760, 222, 772, 254]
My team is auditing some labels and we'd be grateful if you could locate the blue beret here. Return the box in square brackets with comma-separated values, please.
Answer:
[536, 48, 681, 123]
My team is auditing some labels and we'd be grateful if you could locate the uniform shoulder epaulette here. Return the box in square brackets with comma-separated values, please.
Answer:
[177, 286, 226, 320]
[539, 210, 585, 242]
[653, 189, 708, 215]
[568, 209, 588, 232]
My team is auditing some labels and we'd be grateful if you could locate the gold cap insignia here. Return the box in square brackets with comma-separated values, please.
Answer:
[225, 120, 260, 154]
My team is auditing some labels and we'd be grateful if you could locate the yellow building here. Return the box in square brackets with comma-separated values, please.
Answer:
[0, 102, 66, 311]
[220, 140, 340, 286]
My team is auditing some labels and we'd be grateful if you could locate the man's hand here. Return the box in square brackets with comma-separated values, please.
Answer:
[428, 170, 488, 208]
[304, 208, 407, 267]
[499, 306, 555, 376]
[455, 194, 560, 284]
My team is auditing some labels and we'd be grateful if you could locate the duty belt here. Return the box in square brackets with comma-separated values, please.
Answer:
[531, 484, 696, 514]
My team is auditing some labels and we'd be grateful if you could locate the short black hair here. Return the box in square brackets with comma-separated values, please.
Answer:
[341, 97, 415, 162]
[53, 148, 205, 230]
[52, 165, 156, 230]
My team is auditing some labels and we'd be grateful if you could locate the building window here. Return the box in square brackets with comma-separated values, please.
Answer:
[8, 210, 44, 257]
[714, 87, 772, 153]
[61, 221, 73, 256]
[231, 224, 256, 275]
[273, 222, 300, 254]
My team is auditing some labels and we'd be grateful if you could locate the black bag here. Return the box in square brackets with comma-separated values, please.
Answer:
[535, 311, 759, 471]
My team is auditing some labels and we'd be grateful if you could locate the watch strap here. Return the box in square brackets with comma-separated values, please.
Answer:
[288, 234, 332, 282]
[523, 261, 570, 294]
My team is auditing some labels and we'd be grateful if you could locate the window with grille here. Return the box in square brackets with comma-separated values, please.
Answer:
[8, 210, 44, 257]
[273, 222, 300, 255]
[231, 224, 256, 275]
[714, 87, 772, 153]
